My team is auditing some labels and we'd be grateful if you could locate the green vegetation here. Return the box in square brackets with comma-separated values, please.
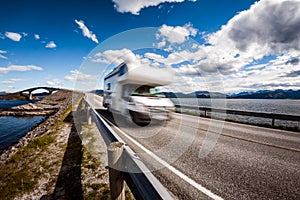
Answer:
[26, 135, 56, 150]
[0, 134, 57, 199]
[0, 96, 134, 199]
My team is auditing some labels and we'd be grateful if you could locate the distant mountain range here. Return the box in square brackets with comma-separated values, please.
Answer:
[229, 89, 300, 99]
[161, 89, 300, 99]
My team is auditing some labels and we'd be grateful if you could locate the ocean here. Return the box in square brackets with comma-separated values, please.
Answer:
[171, 98, 300, 128]
[0, 100, 37, 109]
[0, 100, 43, 150]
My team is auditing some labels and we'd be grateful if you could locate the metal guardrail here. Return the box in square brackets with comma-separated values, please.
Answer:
[84, 99, 172, 200]
[175, 104, 300, 126]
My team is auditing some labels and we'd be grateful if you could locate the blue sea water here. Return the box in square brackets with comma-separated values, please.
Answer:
[0, 116, 44, 150]
[0, 100, 43, 150]
[0, 100, 37, 109]
[171, 98, 300, 128]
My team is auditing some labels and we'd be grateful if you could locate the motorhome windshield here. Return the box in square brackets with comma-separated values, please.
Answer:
[123, 84, 164, 98]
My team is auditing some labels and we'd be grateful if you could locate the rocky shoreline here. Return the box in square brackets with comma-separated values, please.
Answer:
[0, 90, 83, 164]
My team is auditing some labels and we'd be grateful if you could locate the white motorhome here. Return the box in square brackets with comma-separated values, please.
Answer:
[103, 62, 174, 125]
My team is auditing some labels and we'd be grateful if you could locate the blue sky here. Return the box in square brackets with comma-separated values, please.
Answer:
[0, 0, 300, 93]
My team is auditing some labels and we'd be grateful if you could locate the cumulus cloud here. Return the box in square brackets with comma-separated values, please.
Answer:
[64, 70, 99, 82]
[93, 48, 142, 65]
[0, 50, 7, 59]
[45, 41, 57, 48]
[5, 32, 22, 42]
[150, 0, 300, 77]
[208, 0, 300, 60]
[156, 23, 198, 45]
[0, 65, 43, 74]
[93, 48, 167, 72]
[112, 0, 196, 15]
[75, 20, 99, 44]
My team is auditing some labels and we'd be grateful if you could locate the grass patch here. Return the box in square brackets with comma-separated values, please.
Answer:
[0, 134, 56, 200]
[0, 168, 36, 199]
[26, 135, 55, 150]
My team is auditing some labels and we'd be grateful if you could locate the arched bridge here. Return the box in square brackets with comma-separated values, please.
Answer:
[19, 87, 61, 100]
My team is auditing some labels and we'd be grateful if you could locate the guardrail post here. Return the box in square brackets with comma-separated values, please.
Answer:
[272, 118, 275, 127]
[86, 105, 92, 125]
[108, 142, 125, 200]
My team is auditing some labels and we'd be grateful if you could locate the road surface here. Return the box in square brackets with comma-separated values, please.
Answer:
[86, 93, 300, 199]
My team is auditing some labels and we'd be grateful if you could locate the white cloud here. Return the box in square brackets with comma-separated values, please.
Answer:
[6, 86, 15, 90]
[92, 48, 164, 71]
[144, 52, 165, 62]
[112, 0, 196, 15]
[45, 41, 57, 48]
[93, 48, 141, 65]
[0, 55, 7, 59]
[0, 65, 43, 74]
[46, 79, 63, 86]
[64, 70, 98, 82]
[1, 78, 26, 84]
[208, 0, 300, 60]
[150, 0, 300, 78]
[75, 20, 99, 44]
[156, 23, 198, 45]
[34, 34, 40, 40]
[222, 54, 300, 92]
[0, 50, 7, 59]
[144, 51, 189, 66]
[5, 32, 22, 42]
[174, 64, 199, 75]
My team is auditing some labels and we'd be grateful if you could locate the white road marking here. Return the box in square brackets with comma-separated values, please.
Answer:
[104, 116, 224, 200]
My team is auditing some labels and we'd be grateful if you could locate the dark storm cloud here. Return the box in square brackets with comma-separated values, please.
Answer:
[280, 70, 300, 77]
[227, 0, 300, 53]
[285, 57, 299, 65]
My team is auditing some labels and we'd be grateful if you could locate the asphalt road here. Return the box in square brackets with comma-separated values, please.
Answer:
[86, 93, 300, 199]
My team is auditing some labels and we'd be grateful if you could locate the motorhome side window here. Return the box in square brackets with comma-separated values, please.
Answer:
[118, 64, 127, 76]
[106, 83, 111, 90]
